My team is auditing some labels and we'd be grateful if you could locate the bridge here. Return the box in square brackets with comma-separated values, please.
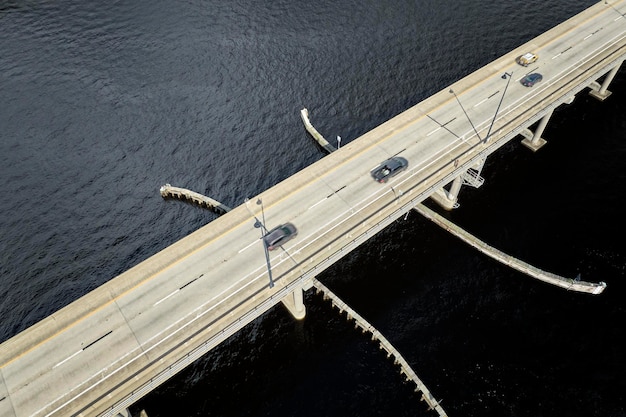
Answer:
[1, 2, 625, 416]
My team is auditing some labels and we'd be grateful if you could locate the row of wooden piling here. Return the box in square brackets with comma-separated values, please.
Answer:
[311, 278, 449, 417]
[300, 108, 337, 153]
[413, 203, 606, 295]
[159, 184, 231, 215]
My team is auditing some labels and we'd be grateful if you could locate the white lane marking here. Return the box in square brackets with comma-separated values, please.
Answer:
[153, 289, 179, 306]
[473, 97, 488, 108]
[238, 239, 258, 253]
[308, 198, 327, 210]
[426, 127, 440, 136]
[52, 350, 82, 369]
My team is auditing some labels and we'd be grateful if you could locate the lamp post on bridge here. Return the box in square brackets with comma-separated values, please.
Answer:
[449, 88, 482, 142]
[448, 71, 513, 145]
[256, 198, 267, 232]
[244, 197, 274, 288]
[484, 71, 513, 144]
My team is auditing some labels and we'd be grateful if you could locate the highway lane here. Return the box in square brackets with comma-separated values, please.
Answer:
[1, 2, 625, 416]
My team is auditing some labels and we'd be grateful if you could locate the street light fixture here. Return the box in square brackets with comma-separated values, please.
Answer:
[484, 71, 513, 143]
[245, 197, 274, 288]
[255, 220, 274, 289]
[449, 88, 482, 142]
[256, 198, 267, 233]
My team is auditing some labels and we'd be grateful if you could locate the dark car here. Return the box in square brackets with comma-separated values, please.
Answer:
[370, 156, 409, 183]
[263, 223, 297, 251]
[521, 73, 543, 87]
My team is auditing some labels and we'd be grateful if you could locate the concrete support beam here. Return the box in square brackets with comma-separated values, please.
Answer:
[281, 285, 306, 319]
[521, 109, 553, 152]
[448, 176, 463, 200]
[589, 60, 622, 101]
[429, 176, 463, 210]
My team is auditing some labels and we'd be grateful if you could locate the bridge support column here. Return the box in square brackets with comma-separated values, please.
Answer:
[589, 60, 622, 101]
[430, 176, 463, 210]
[521, 109, 553, 152]
[448, 176, 463, 201]
[281, 285, 306, 319]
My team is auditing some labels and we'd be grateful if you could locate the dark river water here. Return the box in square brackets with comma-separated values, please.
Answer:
[1, 0, 625, 416]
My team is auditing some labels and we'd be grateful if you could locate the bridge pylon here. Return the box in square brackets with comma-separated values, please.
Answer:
[521, 109, 554, 152]
[281, 284, 307, 319]
[589, 59, 623, 101]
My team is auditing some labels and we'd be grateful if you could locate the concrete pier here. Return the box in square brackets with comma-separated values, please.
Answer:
[311, 278, 448, 417]
[521, 110, 553, 152]
[300, 108, 337, 153]
[280, 284, 306, 319]
[414, 203, 606, 295]
[159, 184, 231, 215]
[589, 59, 623, 101]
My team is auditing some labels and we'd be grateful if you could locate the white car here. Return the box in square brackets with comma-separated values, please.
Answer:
[517, 52, 538, 66]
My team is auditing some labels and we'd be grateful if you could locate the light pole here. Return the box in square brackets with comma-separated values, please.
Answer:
[255, 219, 274, 288]
[244, 197, 266, 232]
[245, 197, 274, 288]
[449, 88, 482, 141]
[484, 72, 513, 143]
[337, 135, 341, 149]
[256, 198, 267, 233]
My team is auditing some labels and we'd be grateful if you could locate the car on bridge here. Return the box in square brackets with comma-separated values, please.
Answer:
[517, 52, 538, 66]
[521, 73, 543, 87]
[370, 156, 409, 183]
[264, 223, 298, 250]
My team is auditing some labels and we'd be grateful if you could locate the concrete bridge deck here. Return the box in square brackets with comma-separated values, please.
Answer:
[1, 2, 625, 416]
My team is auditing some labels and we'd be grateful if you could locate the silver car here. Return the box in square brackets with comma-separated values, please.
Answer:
[370, 156, 409, 183]
[263, 223, 298, 250]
